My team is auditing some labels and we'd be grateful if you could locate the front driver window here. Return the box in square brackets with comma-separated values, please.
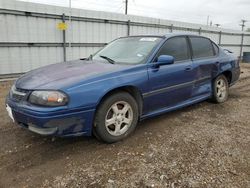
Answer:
[156, 37, 190, 62]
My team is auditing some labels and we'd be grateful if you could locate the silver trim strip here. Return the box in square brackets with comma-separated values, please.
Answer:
[143, 76, 211, 98]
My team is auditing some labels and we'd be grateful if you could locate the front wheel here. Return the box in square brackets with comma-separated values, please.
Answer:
[94, 92, 139, 143]
[211, 74, 229, 103]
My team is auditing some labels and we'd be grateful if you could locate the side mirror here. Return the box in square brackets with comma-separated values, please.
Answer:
[157, 55, 174, 65]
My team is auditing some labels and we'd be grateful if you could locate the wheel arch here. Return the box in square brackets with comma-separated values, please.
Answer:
[96, 85, 144, 117]
[221, 70, 232, 84]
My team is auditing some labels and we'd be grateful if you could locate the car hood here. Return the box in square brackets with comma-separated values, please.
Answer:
[15, 60, 131, 90]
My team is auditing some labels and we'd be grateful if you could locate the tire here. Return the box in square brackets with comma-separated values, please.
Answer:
[94, 92, 139, 143]
[211, 74, 229, 103]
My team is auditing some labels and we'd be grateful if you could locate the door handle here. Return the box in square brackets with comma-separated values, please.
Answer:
[185, 67, 192, 71]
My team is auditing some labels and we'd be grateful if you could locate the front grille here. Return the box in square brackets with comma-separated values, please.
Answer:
[10, 86, 29, 102]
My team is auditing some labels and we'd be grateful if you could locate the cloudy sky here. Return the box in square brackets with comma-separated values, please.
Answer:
[23, 0, 249, 30]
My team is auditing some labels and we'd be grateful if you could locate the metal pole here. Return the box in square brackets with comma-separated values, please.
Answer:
[125, 0, 128, 15]
[240, 19, 247, 31]
[170, 24, 173, 33]
[198, 27, 201, 35]
[68, 0, 72, 60]
[206, 15, 209, 26]
[127, 20, 130, 36]
[239, 33, 244, 60]
[62, 13, 66, 62]
[218, 31, 222, 45]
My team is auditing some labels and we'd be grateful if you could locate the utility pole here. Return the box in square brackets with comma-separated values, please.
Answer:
[125, 0, 128, 15]
[68, 0, 72, 61]
[240, 19, 247, 31]
[206, 15, 209, 26]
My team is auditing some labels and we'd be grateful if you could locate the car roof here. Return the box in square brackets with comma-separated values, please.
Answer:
[126, 33, 206, 39]
[164, 33, 202, 38]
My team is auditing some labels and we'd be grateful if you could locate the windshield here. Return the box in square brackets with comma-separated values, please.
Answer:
[92, 37, 163, 64]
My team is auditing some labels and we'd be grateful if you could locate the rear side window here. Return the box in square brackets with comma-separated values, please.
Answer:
[157, 37, 190, 61]
[190, 37, 214, 58]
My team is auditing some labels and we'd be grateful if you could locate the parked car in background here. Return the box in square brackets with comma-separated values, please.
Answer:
[6, 33, 240, 143]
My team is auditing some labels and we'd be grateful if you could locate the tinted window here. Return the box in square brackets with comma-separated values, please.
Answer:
[212, 42, 219, 55]
[190, 37, 214, 58]
[157, 37, 190, 61]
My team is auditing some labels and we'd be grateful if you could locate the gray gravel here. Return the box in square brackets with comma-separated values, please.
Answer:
[0, 64, 250, 188]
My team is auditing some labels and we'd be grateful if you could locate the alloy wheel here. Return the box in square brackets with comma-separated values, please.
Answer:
[105, 101, 133, 136]
[216, 78, 227, 100]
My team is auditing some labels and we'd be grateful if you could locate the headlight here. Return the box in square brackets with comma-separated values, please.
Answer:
[29, 91, 68, 106]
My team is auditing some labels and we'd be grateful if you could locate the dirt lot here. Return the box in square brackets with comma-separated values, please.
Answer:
[0, 64, 250, 188]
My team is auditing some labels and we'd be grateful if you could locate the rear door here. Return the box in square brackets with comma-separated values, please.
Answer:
[145, 36, 195, 113]
[189, 36, 219, 98]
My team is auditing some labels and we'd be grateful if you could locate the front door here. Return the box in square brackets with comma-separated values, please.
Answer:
[145, 36, 195, 113]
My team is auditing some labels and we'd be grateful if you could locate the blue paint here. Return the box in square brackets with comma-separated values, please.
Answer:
[6, 33, 240, 137]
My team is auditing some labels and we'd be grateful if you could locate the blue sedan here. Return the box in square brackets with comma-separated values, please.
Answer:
[6, 33, 240, 143]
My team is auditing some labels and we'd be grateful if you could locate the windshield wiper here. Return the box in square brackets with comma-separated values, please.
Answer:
[80, 54, 92, 61]
[99, 55, 115, 64]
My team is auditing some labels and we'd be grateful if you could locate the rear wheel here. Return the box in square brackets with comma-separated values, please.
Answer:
[211, 74, 229, 103]
[94, 92, 138, 143]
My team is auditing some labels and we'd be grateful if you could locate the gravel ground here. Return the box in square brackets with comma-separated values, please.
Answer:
[0, 64, 250, 188]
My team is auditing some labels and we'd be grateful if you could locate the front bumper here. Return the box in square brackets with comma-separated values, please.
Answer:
[6, 97, 95, 137]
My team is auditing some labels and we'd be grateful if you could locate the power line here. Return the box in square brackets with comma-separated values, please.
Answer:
[114, 4, 125, 13]
[128, 2, 209, 18]
[71, 0, 123, 10]
[128, 6, 207, 24]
